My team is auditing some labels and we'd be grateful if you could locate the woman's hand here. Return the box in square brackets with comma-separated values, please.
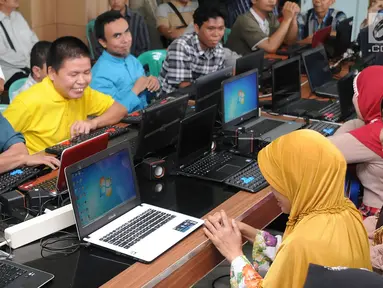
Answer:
[203, 210, 244, 263]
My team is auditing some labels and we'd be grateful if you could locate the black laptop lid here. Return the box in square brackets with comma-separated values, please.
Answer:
[195, 67, 233, 101]
[176, 105, 217, 168]
[136, 95, 189, 158]
[221, 69, 259, 129]
[335, 17, 353, 57]
[65, 142, 140, 240]
[235, 49, 264, 76]
[272, 56, 301, 110]
[337, 72, 355, 117]
[302, 45, 332, 91]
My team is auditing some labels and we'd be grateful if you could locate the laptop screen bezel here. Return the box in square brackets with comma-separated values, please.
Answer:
[271, 56, 301, 111]
[302, 45, 332, 92]
[56, 133, 109, 192]
[135, 94, 189, 158]
[221, 68, 259, 129]
[176, 105, 217, 168]
[65, 141, 141, 240]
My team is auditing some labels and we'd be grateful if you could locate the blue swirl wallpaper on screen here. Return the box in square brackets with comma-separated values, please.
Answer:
[223, 72, 258, 124]
[71, 150, 137, 228]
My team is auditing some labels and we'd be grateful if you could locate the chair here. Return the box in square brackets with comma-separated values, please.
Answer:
[86, 19, 96, 60]
[8, 78, 27, 103]
[223, 28, 231, 45]
[137, 50, 167, 77]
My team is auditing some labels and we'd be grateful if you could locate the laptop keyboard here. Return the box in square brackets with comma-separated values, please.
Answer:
[0, 261, 28, 287]
[306, 121, 340, 136]
[0, 166, 42, 195]
[100, 209, 176, 250]
[225, 162, 268, 193]
[34, 177, 58, 193]
[246, 119, 284, 137]
[182, 151, 233, 176]
[319, 102, 342, 122]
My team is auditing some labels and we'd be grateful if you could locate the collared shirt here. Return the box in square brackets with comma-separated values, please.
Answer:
[156, 0, 198, 28]
[3, 77, 114, 154]
[158, 32, 225, 94]
[297, 8, 347, 40]
[92, 5, 150, 59]
[12, 74, 36, 99]
[90, 51, 148, 113]
[0, 113, 24, 153]
[0, 11, 38, 81]
[226, 11, 280, 56]
[250, 8, 270, 35]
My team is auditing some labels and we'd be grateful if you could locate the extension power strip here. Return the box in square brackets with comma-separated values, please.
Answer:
[4, 204, 75, 249]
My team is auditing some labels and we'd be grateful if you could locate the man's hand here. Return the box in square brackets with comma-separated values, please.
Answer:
[70, 119, 97, 138]
[23, 154, 60, 170]
[0, 78, 4, 95]
[282, 1, 296, 20]
[203, 210, 244, 263]
[132, 76, 150, 95]
[147, 76, 160, 92]
[370, 0, 383, 14]
[291, 2, 300, 16]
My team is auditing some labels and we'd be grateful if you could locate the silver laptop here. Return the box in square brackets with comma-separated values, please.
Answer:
[65, 141, 203, 263]
[221, 68, 304, 140]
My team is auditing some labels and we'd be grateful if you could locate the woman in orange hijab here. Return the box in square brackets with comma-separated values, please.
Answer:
[204, 130, 372, 288]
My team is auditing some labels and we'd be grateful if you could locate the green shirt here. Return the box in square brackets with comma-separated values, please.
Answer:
[226, 11, 280, 56]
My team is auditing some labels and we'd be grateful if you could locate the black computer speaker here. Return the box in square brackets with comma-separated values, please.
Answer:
[140, 158, 166, 180]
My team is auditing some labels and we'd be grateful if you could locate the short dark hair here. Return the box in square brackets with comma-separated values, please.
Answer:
[95, 10, 125, 41]
[30, 41, 51, 69]
[193, 3, 227, 28]
[47, 36, 90, 71]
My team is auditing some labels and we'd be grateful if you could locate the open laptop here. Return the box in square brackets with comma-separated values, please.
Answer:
[332, 17, 353, 58]
[19, 133, 109, 195]
[65, 141, 204, 263]
[271, 56, 332, 117]
[312, 25, 332, 48]
[174, 105, 253, 183]
[319, 71, 356, 122]
[129, 94, 189, 159]
[302, 45, 339, 98]
[221, 69, 304, 140]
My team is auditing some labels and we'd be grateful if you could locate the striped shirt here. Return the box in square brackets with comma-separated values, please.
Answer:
[92, 5, 150, 59]
[158, 33, 225, 94]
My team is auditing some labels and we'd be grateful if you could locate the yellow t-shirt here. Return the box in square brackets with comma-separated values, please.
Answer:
[3, 77, 114, 154]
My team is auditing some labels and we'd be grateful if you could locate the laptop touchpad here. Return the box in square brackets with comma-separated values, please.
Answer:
[216, 164, 240, 175]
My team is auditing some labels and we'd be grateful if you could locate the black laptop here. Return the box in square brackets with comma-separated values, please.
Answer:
[174, 105, 253, 183]
[271, 56, 332, 117]
[319, 71, 356, 122]
[221, 69, 304, 140]
[332, 17, 353, 58]
[302, 45, 339, 98]
[129, 94, 189, 158]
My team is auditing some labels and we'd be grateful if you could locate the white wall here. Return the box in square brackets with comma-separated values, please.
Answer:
[300, 0, 369, 40]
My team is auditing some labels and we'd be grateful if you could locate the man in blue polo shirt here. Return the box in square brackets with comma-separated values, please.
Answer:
[0, 114, 59, 174]
[90, 10, 160, 113]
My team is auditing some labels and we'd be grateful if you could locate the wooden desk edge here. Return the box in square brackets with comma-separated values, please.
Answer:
[101, 187, 281, 288]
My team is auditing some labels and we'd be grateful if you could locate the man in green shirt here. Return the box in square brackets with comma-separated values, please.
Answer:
[227, 0, 300, 55]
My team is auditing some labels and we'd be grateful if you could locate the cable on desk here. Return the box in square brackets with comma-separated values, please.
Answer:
[40, 231, 88, 258]
[0, 234, 12, 260]
[212, 274, 230, 288]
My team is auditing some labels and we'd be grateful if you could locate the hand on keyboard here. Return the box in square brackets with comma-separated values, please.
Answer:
[70, 119, 97, 138]
[23, 154, 60, 170]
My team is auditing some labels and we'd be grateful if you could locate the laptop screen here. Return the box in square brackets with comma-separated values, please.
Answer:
[70, 149, 137, 228]
[273, 58, 301, 106]
[222, 71, 258, 124]
[304, 47, 332, 90]
[177, 106, 216, 165]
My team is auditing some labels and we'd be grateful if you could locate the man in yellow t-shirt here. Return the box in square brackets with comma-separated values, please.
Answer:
[3, 36, 127, 154]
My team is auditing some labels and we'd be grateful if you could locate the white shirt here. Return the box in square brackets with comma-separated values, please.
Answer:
[250, 8, 270, 36]
[0, 11, 38, 81]
[0, 65, 4, 80]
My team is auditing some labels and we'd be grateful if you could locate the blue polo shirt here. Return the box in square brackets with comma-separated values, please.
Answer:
[0, 113, 25, 153]
[90, 51, 148, 113]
